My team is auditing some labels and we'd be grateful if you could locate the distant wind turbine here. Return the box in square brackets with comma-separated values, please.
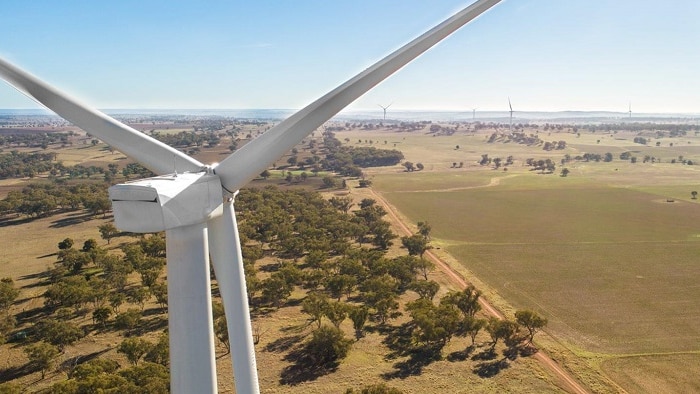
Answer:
[472, 107, 477, 120]
[378, 103, 393, 120]
[508, 97, 514, 132]
[629, 102, 632, 118]
[0, 0, 503, 393]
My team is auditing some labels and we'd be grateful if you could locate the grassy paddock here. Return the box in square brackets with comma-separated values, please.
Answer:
[372, 165, 700, 390]
[600, 353, 700, 393]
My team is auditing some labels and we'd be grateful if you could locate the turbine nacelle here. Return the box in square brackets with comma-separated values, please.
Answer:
[109, 171, 224, 233]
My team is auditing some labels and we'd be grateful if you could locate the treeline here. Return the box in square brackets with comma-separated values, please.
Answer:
[0, 183, 110, 218]
[151, 130, 221, 149]
[0, 151, 58, 179]
[322, 133, 404, 176]
[0, 132, 72, 149]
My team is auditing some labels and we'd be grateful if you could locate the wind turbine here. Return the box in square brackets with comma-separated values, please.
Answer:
[629, 101, 632, 119]
[0, 0, 502, 392]
[508, 97, 514, 132]
[378, 103, 393, 120]
[472, 107, 477, 120]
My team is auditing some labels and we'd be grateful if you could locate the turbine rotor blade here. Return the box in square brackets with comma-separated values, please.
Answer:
[0, 58, 204, 175]
[214, 0, 501, 192]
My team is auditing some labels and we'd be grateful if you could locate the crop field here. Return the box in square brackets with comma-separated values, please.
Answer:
[342, 125, 700, 392]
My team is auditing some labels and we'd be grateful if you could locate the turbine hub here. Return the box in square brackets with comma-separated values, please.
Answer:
[109, 171, 224, 233]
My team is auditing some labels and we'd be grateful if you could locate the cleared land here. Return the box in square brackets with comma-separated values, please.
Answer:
[338, 125, 700, 392]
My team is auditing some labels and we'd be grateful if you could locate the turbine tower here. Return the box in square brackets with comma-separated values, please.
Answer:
[0, 1, 502, 392]
[378, 103, 393, 120]
[508, 97, 514, 133]
[472, 107, 477, 120]
[629, 101, 632, 118]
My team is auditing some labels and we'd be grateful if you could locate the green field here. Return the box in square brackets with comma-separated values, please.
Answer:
[376, 175, 700, 353]
[353, 126, 700, 391]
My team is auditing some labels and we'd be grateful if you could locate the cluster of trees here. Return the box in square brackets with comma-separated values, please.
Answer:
[0, 183, 110, 218]
[525, 158, 556, 174]
[0, 131, 72, 149]
[402, 162, 424, 172]
[322, 133, 404, 176]
[0, 278, 19, 346]
[2, 230, 171, 389]
[479, 154, 514, 169]
[0, 151, 59, 179]
[151, 130, 221, 149]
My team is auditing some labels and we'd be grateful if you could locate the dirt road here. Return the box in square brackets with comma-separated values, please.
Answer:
[368, 188, 590, 394]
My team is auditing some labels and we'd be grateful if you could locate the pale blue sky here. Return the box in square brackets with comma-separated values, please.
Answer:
[1, 1, 699, 113]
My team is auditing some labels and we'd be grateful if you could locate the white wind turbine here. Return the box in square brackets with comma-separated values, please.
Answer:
[508, 97, 514, 132]
[0, 1, 502, 392]
[378, 103, 393, 120]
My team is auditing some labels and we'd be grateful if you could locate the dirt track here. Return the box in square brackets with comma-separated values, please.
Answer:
[368, 187, 590, 394]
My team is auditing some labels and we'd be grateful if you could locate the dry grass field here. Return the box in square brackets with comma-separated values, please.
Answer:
[1, 131, 573, 393]
[337, 124, 700, 392]
[4, 121, 700, 392]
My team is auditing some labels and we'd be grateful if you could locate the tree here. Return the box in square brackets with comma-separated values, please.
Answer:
[302, 292, 329, 328]
[329, 196, 354, 214]
[144, 332, 169, 366]
[304, 325, 353, 365]
[442, 285, 482, 318]
[92, 307, 111, 328]
[214, 317, 230, 353]
[58, 237, 74, 250]
[37, 319, 84, 350]
[82, 238, 98, 252]
[322, 175, 337, 188]
[260, 169, 271, 179]
[118, 337, 154, 365]
[406, 298, 460, 346]
[460, 316, 487, 346]
[560, 168, 570, 177]
[515, 309, 548, 344]
[417, 221, 432, 239]
[692, 191, 698, 200]
[416, 163, 424, 171]
[403, 161, 415, 172]
[115, 309, 142, 330]
[486, 317, 519, 349]
[401, 234, 431, 259]
[24, 342, 59, 379]
[323, 301, 348, 328]
[0, 278, 19, 311]
[409, 280, 440, 300]
[348, 305, 369, 339]
[98, 223, 119, 244]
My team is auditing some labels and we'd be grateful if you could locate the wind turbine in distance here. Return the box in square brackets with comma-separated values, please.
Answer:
[378, 103, 393, 120]
[472, 107, 477, 120]
[508, 97, 514, 132]
[0, 0, 502, 393]
[629, 102, 632, 118]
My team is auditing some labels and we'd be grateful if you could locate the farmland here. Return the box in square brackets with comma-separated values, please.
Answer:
[2, 116, 700, 393]
[337, 123, 700, 392]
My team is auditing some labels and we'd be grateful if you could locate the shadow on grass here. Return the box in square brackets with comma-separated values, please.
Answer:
[50, 212, 96, 228]
[381, 344, 443, 380]
[279, 345, 340, 386]
[0, 215, 35, 228]
[473, 358, 510, 378]
[379, 322, 445, 380]
[264, 334, 306, 353]
[0, 362, 36, 382]
[58, 348, 112, 376]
